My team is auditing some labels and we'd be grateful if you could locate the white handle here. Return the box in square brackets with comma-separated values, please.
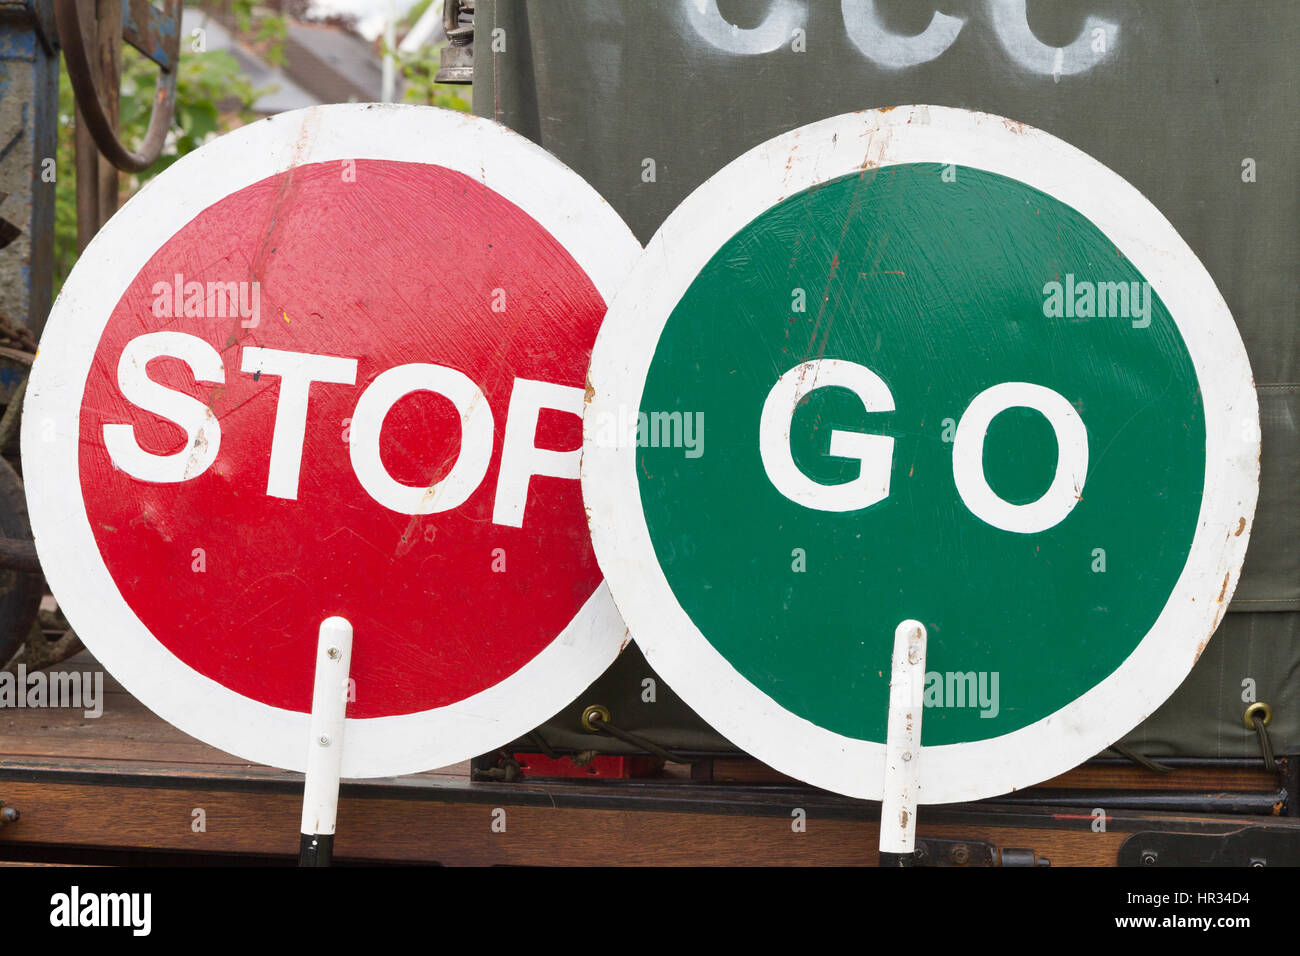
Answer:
[300, 616, 353, 837]
[880, 619, 927, 856]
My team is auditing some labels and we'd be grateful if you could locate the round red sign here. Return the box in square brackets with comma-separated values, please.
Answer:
[25, 105, 640, 775]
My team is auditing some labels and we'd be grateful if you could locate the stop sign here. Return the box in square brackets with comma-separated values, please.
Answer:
[24, 104, 640, 776]
[581, 106, 1260, 803]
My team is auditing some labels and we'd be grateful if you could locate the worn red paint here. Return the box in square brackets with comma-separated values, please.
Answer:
[78, 159, 606, 717]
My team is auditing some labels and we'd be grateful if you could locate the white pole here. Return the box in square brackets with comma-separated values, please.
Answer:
[879, 619, 927, 866]
[298, 616, 353, 866]
[399, 0, 445, 54]
[381, 0, 397, 103]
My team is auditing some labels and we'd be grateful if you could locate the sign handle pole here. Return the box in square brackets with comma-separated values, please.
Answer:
[878, 619, 927, 867]
[298, 616, 353, 867]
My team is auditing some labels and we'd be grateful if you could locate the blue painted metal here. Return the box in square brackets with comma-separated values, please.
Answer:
[0, 0, 58, 333]
[122, 0, 175, 70]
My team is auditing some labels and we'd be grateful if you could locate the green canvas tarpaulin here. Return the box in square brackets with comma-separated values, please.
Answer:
[474, 0, 1298, 758]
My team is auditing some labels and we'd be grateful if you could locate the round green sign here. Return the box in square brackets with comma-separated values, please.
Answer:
[582, 107, 1259, 802]
[641, 160, 1203, 746]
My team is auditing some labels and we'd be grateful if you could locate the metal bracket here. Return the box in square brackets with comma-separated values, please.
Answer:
[913, 838, 994, 866]
[1120, 827, 1300, 866]
[911, 838, 1049, 867]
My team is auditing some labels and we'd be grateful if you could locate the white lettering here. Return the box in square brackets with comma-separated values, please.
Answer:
[102, 332, 224, 483]
[240, 348, 358, 499]
[760, 359, 894, 512]
[348, 364, 494, 515]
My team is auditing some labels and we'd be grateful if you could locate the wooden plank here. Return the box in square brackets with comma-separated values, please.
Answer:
[1039, 762, 1278, 792]
[5, 774, 1297, 866]
[0, 778, 1116, 865]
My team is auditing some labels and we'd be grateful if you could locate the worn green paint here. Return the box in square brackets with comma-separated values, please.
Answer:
[637, 164, 1205, 745]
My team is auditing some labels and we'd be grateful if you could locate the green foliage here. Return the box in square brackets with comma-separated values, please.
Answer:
[395, 42, 471, 112]
[254, 14, 289, 68]
[226, 0, 258, 34]
[211, 0, 287, 66]
[51, 102, 77, 301]
[54, 44, 265, 294]
[400, 0, 435, 32]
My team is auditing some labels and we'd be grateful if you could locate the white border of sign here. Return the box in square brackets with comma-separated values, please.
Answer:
[24, 104, 641, 778]
[581, 105, 1260, 804]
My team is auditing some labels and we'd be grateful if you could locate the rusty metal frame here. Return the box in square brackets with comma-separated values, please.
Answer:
[55, 0, 178, 174]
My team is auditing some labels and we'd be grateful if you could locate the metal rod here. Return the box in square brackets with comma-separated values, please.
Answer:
[55, 0, 180, 173]
[986, 789, 1285, 815]
[298, 617, 353, 867]
[73, 101, 100, 253]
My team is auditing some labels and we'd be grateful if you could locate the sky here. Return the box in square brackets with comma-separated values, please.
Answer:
[307, 0, 430, 40]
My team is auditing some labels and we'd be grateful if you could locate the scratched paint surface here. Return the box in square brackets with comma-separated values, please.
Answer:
[78, 159, 604, 717]
[637, 163, 1205, 744]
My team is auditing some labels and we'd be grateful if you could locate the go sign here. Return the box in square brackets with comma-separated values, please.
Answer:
[582, 107, 1260, 803]
[758, 362, 1088, 534]
[24, 105, 640, 777]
